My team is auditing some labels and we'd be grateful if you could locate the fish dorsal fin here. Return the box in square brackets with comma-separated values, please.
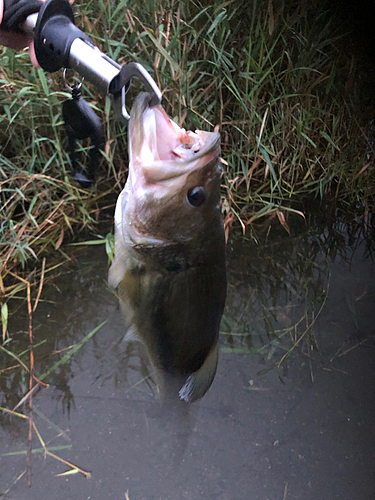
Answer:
[178, 343, 218, 403]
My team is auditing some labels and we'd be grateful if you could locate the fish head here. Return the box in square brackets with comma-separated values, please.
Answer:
[122, 93, 222, 246]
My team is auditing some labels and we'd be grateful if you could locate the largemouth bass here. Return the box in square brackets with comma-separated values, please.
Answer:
[108, 93, 226, 403]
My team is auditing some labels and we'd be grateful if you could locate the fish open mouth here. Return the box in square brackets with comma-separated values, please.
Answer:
[152, 106, 204, 162]
[130, 93, 219, 168]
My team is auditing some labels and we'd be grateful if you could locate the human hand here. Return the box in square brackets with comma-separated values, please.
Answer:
[0, 0, 43, 66]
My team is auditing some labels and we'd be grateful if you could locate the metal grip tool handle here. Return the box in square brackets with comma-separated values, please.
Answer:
[22, 0, 162, 124]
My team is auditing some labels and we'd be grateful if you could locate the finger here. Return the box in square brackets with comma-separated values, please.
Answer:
[29, 38, 40, 67]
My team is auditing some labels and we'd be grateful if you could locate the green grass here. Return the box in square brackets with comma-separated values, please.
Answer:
[79, 0, 373, 226]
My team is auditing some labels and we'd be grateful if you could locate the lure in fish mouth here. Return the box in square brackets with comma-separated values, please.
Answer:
[109, 93, 226, 403]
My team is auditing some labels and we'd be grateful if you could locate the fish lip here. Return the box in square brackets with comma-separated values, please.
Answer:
[145, 131, 220, 163]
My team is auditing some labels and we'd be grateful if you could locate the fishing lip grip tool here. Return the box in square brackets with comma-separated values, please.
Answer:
[22, 0, 162, 186]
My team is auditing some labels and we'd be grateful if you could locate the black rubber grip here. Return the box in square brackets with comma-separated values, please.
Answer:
[1, 0, 42, 32]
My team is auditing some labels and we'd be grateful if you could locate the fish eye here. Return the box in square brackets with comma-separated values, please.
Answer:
[186, 187, 206, 207]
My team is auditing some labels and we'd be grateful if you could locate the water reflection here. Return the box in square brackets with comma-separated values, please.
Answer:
[224, 205, 375, 365]
[1, 207, 375, 499]
[1, 208, 374, 411]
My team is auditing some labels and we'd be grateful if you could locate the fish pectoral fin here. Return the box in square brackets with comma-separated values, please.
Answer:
[178, 343, 218, 403]
[108, 256, 126, 289]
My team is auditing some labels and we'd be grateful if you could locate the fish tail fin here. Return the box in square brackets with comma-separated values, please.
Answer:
[122, 325, 141, 344]
[178, 343, 218, 403]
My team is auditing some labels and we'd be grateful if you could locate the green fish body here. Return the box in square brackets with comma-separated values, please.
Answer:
[109, 93, 226, 402]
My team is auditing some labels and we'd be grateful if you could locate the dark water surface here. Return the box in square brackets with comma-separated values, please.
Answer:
[1, 214, 375, 499]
